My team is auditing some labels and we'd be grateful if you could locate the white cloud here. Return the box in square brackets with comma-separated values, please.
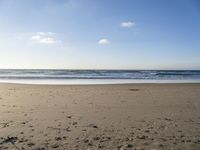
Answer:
[98, 39, 110, 45]
[121, 21, 135, 28]
[31, 32, 59, 44]
[40, 37, 57, 44]
[32, 35, 41, 40]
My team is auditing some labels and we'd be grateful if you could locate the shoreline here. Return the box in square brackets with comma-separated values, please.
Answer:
[1, 82, 200, 87]
[0, 79, 200, 85]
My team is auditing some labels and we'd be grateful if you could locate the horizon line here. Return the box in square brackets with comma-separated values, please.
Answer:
[0, 68, 200, 71]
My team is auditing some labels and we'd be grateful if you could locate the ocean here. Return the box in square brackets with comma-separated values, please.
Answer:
[0, 69, 200, 84]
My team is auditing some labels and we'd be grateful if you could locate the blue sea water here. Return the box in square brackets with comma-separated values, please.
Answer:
[0, 69, 200, 84]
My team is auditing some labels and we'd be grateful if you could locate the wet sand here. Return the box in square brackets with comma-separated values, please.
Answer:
[0, 83, 200, 150]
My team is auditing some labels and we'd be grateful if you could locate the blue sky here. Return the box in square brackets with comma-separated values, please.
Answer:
[0, 0, 199, 69]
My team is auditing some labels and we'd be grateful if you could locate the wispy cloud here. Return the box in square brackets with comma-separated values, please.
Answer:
[121, 21, 135, 28]
[31, 32, 59, 44]
[98, 38, 110, 45]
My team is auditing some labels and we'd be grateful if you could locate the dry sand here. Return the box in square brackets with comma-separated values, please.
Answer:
[0, 83, 200, 150]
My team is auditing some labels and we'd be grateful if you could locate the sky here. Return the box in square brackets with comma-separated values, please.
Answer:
[0, 0, 200, 70]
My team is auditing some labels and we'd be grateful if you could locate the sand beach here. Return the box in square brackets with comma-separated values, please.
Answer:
[0, 83, 200, 149]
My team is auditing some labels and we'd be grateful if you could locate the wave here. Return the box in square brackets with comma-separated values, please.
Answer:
[0, 69, 199, 80]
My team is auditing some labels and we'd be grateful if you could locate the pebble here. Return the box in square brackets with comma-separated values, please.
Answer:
[84, 139, 89, 143]
[119, 144, 134, 150]
[88, 124, 98, 128]
[144, 130, 150, 133]
[137, 135, 147, 139]
[97, 144, 103, 148]
[93, 137, 100, 141]
[55, 137, 62, 141]
[164, 118, 172, 121]
[27, 142, 35, 147]
[3, 136, 18, 143]
[72, 122, 78, 125]
[126, 137, 133, 141]
[127, 144, 134, 148]
[51, 144, 59, 148]
[158, 143, 164, 147]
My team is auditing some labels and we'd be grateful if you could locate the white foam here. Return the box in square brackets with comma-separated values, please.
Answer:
[0, 79, 200, 85]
